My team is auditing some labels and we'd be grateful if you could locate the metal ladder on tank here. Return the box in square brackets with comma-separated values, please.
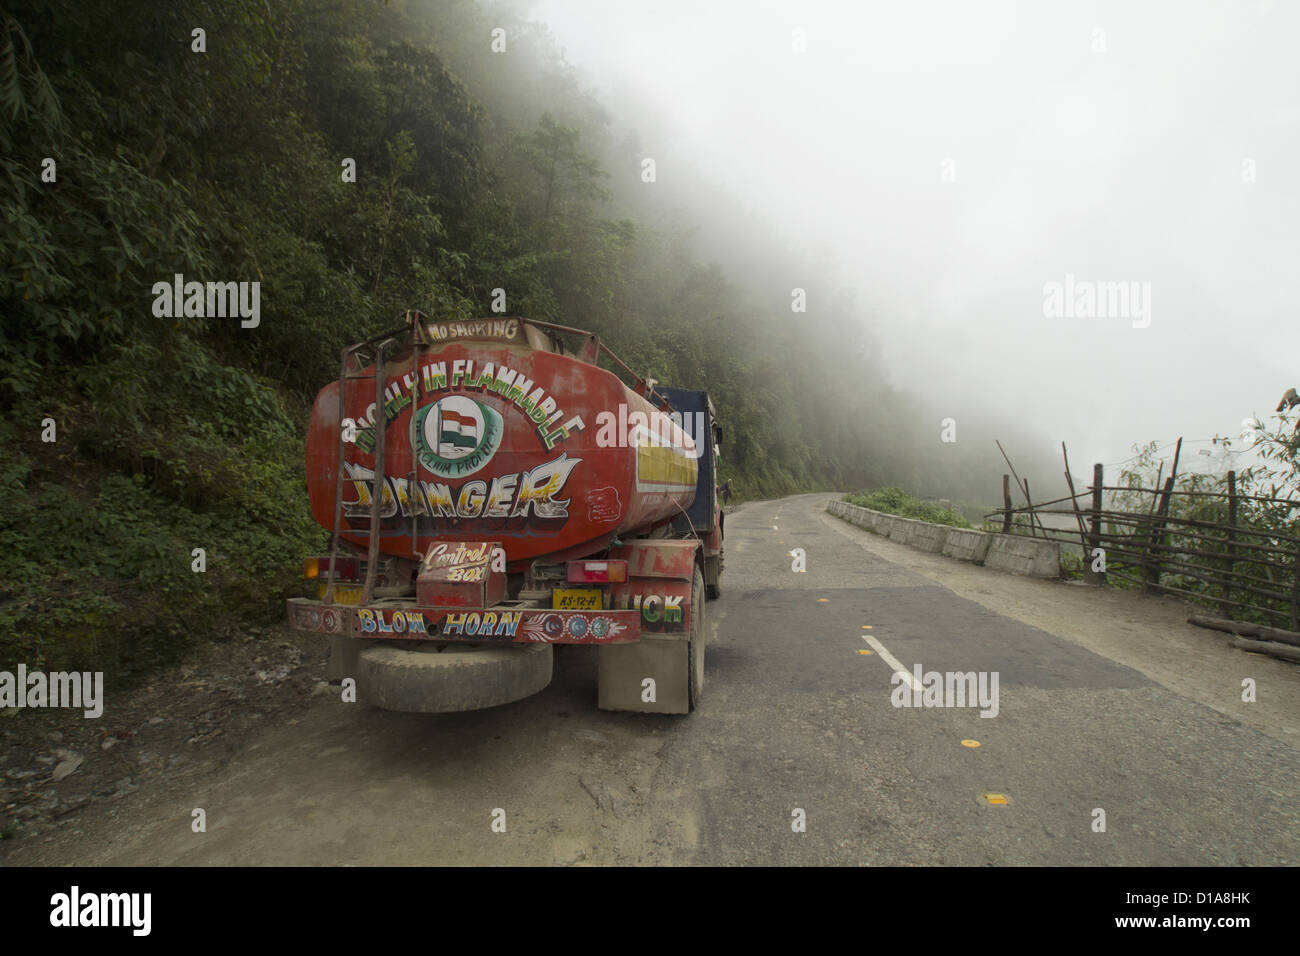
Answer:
[321, 313, 426, 606]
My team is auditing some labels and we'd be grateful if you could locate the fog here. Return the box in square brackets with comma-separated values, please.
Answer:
[522, 0, 1300, 479]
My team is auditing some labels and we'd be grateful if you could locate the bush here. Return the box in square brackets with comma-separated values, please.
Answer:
[843, 487, 973, 529]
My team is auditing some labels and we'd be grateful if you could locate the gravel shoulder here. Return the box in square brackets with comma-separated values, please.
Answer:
[0, 626, 331, 861]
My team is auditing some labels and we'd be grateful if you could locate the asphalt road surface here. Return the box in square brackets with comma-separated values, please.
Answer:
[11, 493, 1300, 865]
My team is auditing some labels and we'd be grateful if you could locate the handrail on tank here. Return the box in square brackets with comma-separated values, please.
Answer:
[407, 310, 427, 559]
[524, 318, 671, 409]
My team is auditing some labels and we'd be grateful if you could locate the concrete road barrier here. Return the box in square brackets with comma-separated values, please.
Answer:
[911, 521, 948, 553]
[984, 534, 1061, 578]
[942, 528, 992, 564]
[887, 516, 915, 545]
[828, 499, 1058, 579]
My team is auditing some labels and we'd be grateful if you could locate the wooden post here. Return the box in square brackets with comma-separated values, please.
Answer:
[1002, 474, 1012, 533]
[1147, 460, 1164, 520]
[1144, 476, 1174, 591]
[995, 440, 1048, 537]
[1291, 539, 1299, 631]
[1062, 442, 1091, 580]
[1223, 470, 1237, 616]
[1023, 478, 1036, 537]
[1089, 463, 1103, 578]
[1155, 439, 1181, 591]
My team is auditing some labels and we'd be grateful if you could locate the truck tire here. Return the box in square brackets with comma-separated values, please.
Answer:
[357, 641, 553, 713]
[689, 564, 706, 710]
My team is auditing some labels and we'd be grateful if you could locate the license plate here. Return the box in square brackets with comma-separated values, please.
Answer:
[553, 588, 601, 610]
[318, 583, 364, 605]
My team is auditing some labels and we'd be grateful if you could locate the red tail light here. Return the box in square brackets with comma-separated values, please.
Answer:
[304, 556, 361, 580]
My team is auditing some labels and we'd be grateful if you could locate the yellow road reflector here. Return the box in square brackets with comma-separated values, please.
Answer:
[861, 625, 872, 629]
[817, 598, 828, 603]
[961, 739, 981, 748]
[857, 649, 872, 655]
[981, 793, 1009, 806]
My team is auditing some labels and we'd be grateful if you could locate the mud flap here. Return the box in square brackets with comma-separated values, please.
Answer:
[597, 634, 692, 714]
[598, 564, 705, 714]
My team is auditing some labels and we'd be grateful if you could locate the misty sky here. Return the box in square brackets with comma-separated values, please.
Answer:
[523, 0, 1299, 478]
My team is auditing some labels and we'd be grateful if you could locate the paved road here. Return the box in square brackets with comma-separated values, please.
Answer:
[15, 493, 1300, 865]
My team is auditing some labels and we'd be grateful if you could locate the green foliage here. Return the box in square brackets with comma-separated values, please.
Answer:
[844, 488, 973, 528]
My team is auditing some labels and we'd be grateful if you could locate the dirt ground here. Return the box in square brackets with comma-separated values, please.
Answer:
[0, 625, 331, 851]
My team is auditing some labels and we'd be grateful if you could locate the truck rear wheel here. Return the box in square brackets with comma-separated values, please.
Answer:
[688, 564, 706, 710]
[357, 640, 553, 713]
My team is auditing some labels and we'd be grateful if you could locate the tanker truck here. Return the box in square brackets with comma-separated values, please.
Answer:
[286, 312, 725, 714]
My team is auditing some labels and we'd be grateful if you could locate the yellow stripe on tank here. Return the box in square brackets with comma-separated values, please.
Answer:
[634, 424, 697, 492]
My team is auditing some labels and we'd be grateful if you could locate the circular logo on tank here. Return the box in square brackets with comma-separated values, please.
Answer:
[424, 396, 482, 461]
[414, 397, 504, 478]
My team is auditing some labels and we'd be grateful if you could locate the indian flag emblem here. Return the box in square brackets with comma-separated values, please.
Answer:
[434, 397, 482, 457]
[414, 396, 503, 478]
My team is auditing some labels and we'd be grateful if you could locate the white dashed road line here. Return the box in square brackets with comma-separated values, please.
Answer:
[862, 634, 921, 691]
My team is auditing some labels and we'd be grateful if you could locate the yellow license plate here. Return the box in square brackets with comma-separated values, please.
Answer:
[553, 588, 601, 610]
[318, 583, 364, 605]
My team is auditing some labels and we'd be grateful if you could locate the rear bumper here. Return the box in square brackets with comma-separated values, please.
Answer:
[286, 597, 642, 644]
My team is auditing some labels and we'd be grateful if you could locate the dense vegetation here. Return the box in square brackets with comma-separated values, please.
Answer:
[843, 488, 973, 529]
[1, 0, 1056, 678]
